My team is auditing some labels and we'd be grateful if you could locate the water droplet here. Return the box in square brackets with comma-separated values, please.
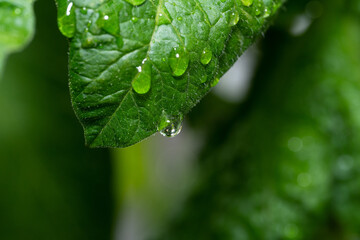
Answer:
[66, 2, 73, 16]
[132, 59, 152, 94]
[201, 47, 212, 65]
[169, 47, 189, 77]
[241, 0, 253, 7]
[156, 8, 171, 25]
[57, 1, 76, 38]
[229, 10, 240, 26]
[210, 77, 220, 87]
[255, 8, 261, 16]
[200, 75, 208, 84]
[124, 0, 146, 6]
[96, 8, 120, 36]
[158, 112, 184, 138]
[177, 16, 183, 21]
[80, 7, 87, 14]
[131, 16, 139, 23]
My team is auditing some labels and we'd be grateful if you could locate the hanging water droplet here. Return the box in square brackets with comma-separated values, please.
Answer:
[201, 47, 212, 65]
[241, 0, 253, 7]
[169, 47, 190, 77]
[124, 0, 146, 6]
[158, 112, 184, 138]
[132, 59, 152, 94]
[210, 77, 220, 87]
[229, 10, 240, 26]
[255, 8, 261, 16]
[57, 1, 76, 38]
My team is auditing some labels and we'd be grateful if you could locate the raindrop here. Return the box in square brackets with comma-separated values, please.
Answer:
[66, 2, 73, 16]
[200, 75, 208, 84]
[96, 10, 120, 36]
[124, 0, 146, 6]
[157, 10, 171, 25]
[229, 10, 240, 26]
[210, 77, 220, 87]
[201, 47, 212, 65]
[169, 47, 189, 77]
[131, 16, 139, 23]
[132, 59, 152, 94]
[158, 112, 184, 137]
[241, 0, 253, 7]
[57, 1, 76, 38]
[80, 7, 87, 14]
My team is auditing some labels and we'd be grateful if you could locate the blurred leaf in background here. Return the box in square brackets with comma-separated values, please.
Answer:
[0, 0, 113, 239]
[0, 0, 35, 76]
[156, 0, 360, 239]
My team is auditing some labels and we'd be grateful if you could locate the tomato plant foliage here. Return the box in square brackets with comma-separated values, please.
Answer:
[56, 0, 284, 148]
[0, 0, 285, 148]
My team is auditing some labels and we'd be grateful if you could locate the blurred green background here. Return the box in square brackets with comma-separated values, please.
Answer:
[0, 0, 360, 239]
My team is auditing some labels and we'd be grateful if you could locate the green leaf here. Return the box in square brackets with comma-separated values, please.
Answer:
[57, 0, 284, 148]
[0, 0, 35, 77]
